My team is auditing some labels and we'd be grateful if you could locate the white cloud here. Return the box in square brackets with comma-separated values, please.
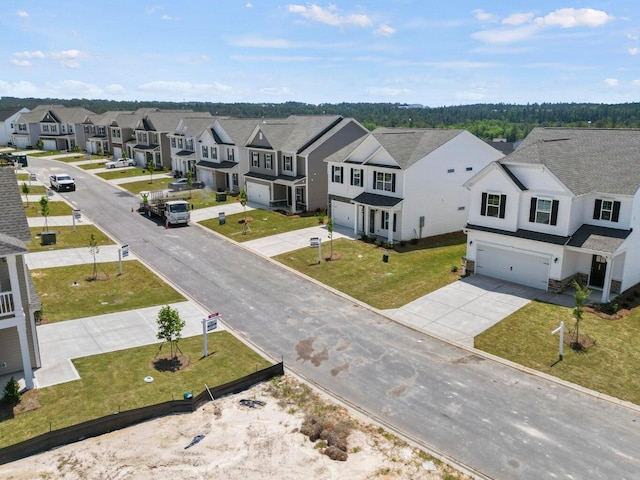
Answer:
[17, 11, 28, 18]
[0, 80, 38, 97]
[535, 8, 613, 28]
[105, 84, 126, 95]
[604, 78, 619, 87]
[629, 47, 639, 56]
[138, 81, 232, 96]
[161, 15, 171, 21]
[14, 51, 45, 59]
[502, 12, 534, 26]
[632, 79, 640, 87]
[231, 54, 314, 63]
[374, 24, 395, 36]
[473, 9, 497, 23]
[50, 49, 90, 68]
[11, 59, 32, 67]
[287, 4, 372, 28]
[365, 87, 411, 97]
[48, 80, 103, 97]
[246, 3, 253, 7]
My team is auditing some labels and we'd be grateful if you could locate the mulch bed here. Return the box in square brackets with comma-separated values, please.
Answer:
[152, 353, 191, 372]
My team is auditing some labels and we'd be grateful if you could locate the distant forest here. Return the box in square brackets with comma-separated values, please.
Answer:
[3, 96, 640, 142]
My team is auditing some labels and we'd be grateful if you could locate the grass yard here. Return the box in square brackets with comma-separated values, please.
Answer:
[27, 151, 65, 157]
[115, 176, 174, 194]
[200, 209, 322, 242]
[16, 173, 29, 181]
[31, 261, 185, 323]
[23, 201, 73, 217]
[275, 234, 467, 309]
[78, 161, 108, 170]
[29, 225, 114, 252]
[97, 167, 172, 181]
[18, 184, 48, 196]
[184, 189, 239, 209]
[0, 332, 272, 447]
[475, 301, 640, 405]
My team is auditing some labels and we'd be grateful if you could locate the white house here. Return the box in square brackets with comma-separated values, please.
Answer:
[0, 107, 29, 146]
[326, 128, 505, 243]
[464, 127, 640, 303]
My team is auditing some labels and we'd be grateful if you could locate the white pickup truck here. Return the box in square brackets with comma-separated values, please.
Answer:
[50, 174, 76, 192]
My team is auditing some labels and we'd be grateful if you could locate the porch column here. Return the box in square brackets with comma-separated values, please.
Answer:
[7, 256, 33, 389]
[387, 209, 393, 244]
[352, 204, 358, 236]
[601, 255, 614, 303]
[363, 206, 370, 235]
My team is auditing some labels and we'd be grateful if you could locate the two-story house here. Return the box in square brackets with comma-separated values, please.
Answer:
[464, 127, 640, 303]
[168, 115, 216, 178]
[12, 105, 94, 152]
[195, 118, 255, 193]
[0, 169, 41, 390]
[83, 111, 125, 155]
[326, 128, 505, 243]
[109, 112, 139, 161]
[131, 110, 211, 171]
[244, 115, 368, 213]
[0, 107, 29, 146]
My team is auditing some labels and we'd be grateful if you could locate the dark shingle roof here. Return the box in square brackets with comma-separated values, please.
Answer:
[352, 192, 403, 207]
[371, 128, 464, 169]
[466, 223, 570, 245]
[566, 224, 631, 254]
[503, 127, 640, 196]
[0, 168, 30, 254]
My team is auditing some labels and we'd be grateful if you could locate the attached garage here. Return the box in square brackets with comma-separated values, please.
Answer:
[476, 244, 550, 290]
[331, 200, 354, 228]
[247, 181, 270, 206]
[13, 137, 29, 149]
[42, 139, 57, 151]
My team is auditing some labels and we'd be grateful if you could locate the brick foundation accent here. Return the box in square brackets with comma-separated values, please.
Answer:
[464, 260, 475, 276]
[611, 279, 621, 294]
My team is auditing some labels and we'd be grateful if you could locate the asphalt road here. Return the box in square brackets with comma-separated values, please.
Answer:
[30, 158, 640, 479]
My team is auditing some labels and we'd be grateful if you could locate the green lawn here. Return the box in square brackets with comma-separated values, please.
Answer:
[16, 173, 29, 181]
[113, 177, 174, 194]
[185, 189, 240, 209]
[23, 201, 73, 217]
[0, 332, 272, 447]
[17, 184, 47, 195]
[29, 225, 114, 252]
[476, 301, 640, 405]
[28, 151, 65, 157]
[31, 261, 185, 323]
[97, 167, 170, 181]
[78, 161, 108, 170]
[200, 209, 323, 242]
[275, 235, 466, 309]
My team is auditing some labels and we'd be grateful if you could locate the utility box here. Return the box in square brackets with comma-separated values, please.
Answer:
[216, 191, 227, 202]
[40, 231, 56, 246]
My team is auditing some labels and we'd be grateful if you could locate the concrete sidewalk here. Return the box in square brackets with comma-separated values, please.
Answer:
[26, 245, 134, 269]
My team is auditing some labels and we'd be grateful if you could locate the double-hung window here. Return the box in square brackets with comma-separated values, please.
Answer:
[593, 199, 620, 222]
[332, 165, 343, 183]
[201, 145, 208, 158]
[481, 192, 506, 218]
[283, 156, 293, 171]
[351, 168, 363, 186]
[252, 152, 259, 167]
[374, 171, 395, 192]
[211, 147, 217, 160]
[265, 153, 273, 169]
[529, 197, 559, 225]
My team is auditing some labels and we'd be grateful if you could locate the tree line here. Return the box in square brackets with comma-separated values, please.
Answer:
[3, 96, 640, 141]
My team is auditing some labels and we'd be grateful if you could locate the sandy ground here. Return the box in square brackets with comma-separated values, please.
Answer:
[0, 380, 468, 480]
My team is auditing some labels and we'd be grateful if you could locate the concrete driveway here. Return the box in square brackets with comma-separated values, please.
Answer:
[383, 274, 543, 347]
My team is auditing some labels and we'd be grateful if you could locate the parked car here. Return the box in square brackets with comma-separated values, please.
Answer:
[168, 178, 205, 191]
[104, 158, 135, 169]
[50, 174, 76, 192]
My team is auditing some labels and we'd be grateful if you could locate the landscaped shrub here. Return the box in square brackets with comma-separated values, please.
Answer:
[2, 377, 21, 405]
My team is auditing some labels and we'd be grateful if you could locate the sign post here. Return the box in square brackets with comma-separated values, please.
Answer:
[72, 209, 81, 232]
[119, 244, 129, 275]
[551, 321, 565, 361]
[202, 312, 219, 357]
[310, 237, 321, 264]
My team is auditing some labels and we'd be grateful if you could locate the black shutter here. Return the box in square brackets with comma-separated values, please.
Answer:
[612, 201, 621, 222]
[593, 199, 602, 219]
[350, 168, 354, 185]
[551, 200, 559, 225]
[373, 171, 377, 189]
[481, 192, 487, 216]
[340, 167, 344, 184]
[391, 173, 396, 192]
[331, 165, 335, 181]
[529, 197, 537, 222]
[360, 169, 364, 186]
[393, 213, 397, 232]
[499, 195, 507, 219]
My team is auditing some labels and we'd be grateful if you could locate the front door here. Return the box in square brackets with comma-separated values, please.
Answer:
[590, 255, 607, 288]
[369, 209, 375, 234]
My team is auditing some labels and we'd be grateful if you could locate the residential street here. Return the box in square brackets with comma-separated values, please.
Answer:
[27, 157, 640, 480]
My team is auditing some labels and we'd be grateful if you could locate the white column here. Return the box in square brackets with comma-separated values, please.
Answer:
[387, 210, 393, 244]
[601, 255, 614, 303]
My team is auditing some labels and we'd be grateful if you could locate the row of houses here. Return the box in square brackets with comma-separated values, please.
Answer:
[2, 105, 639, 308]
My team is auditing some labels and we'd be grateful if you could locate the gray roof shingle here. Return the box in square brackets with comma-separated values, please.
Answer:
[0, 168, 30, 254]
[504, 127, 640, 196]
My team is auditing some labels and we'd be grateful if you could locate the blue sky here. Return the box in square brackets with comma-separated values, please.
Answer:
[1, 1, 638, 106]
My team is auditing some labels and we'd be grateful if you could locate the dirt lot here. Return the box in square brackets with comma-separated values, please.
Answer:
[0, 378, 470, 480]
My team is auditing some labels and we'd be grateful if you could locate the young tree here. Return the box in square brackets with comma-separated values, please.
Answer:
[36, 139, 44, 150]
[572, 280, 592, 350]
[146, 158, 154, 184]
[39, 195, 50, 232]
[156, 305, 185, 364]
[21, 182, 30, 205]
[97, 144, 103, 157]
[89, 232, 99, 279]
[73, 144, 81, 154]
[186, 170, 193, 197]
[239, 187, 248, 234]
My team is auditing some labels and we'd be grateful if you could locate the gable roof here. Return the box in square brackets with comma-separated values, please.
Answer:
[0, 107, 28, 122]
[214, 118, 261, 145]
[371, 128, 464, 169]
[503, 127, 640, 196]
[0, 168, 30, 254]
[249, 115, 343, 153]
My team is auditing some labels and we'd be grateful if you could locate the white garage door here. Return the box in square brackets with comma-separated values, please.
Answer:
[14, 137, 28, 149]
[43, 139, 57, 151]
[331, 200, 354, 228]
[476, 245, 549, 290]
[247, 182, 270, 206]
